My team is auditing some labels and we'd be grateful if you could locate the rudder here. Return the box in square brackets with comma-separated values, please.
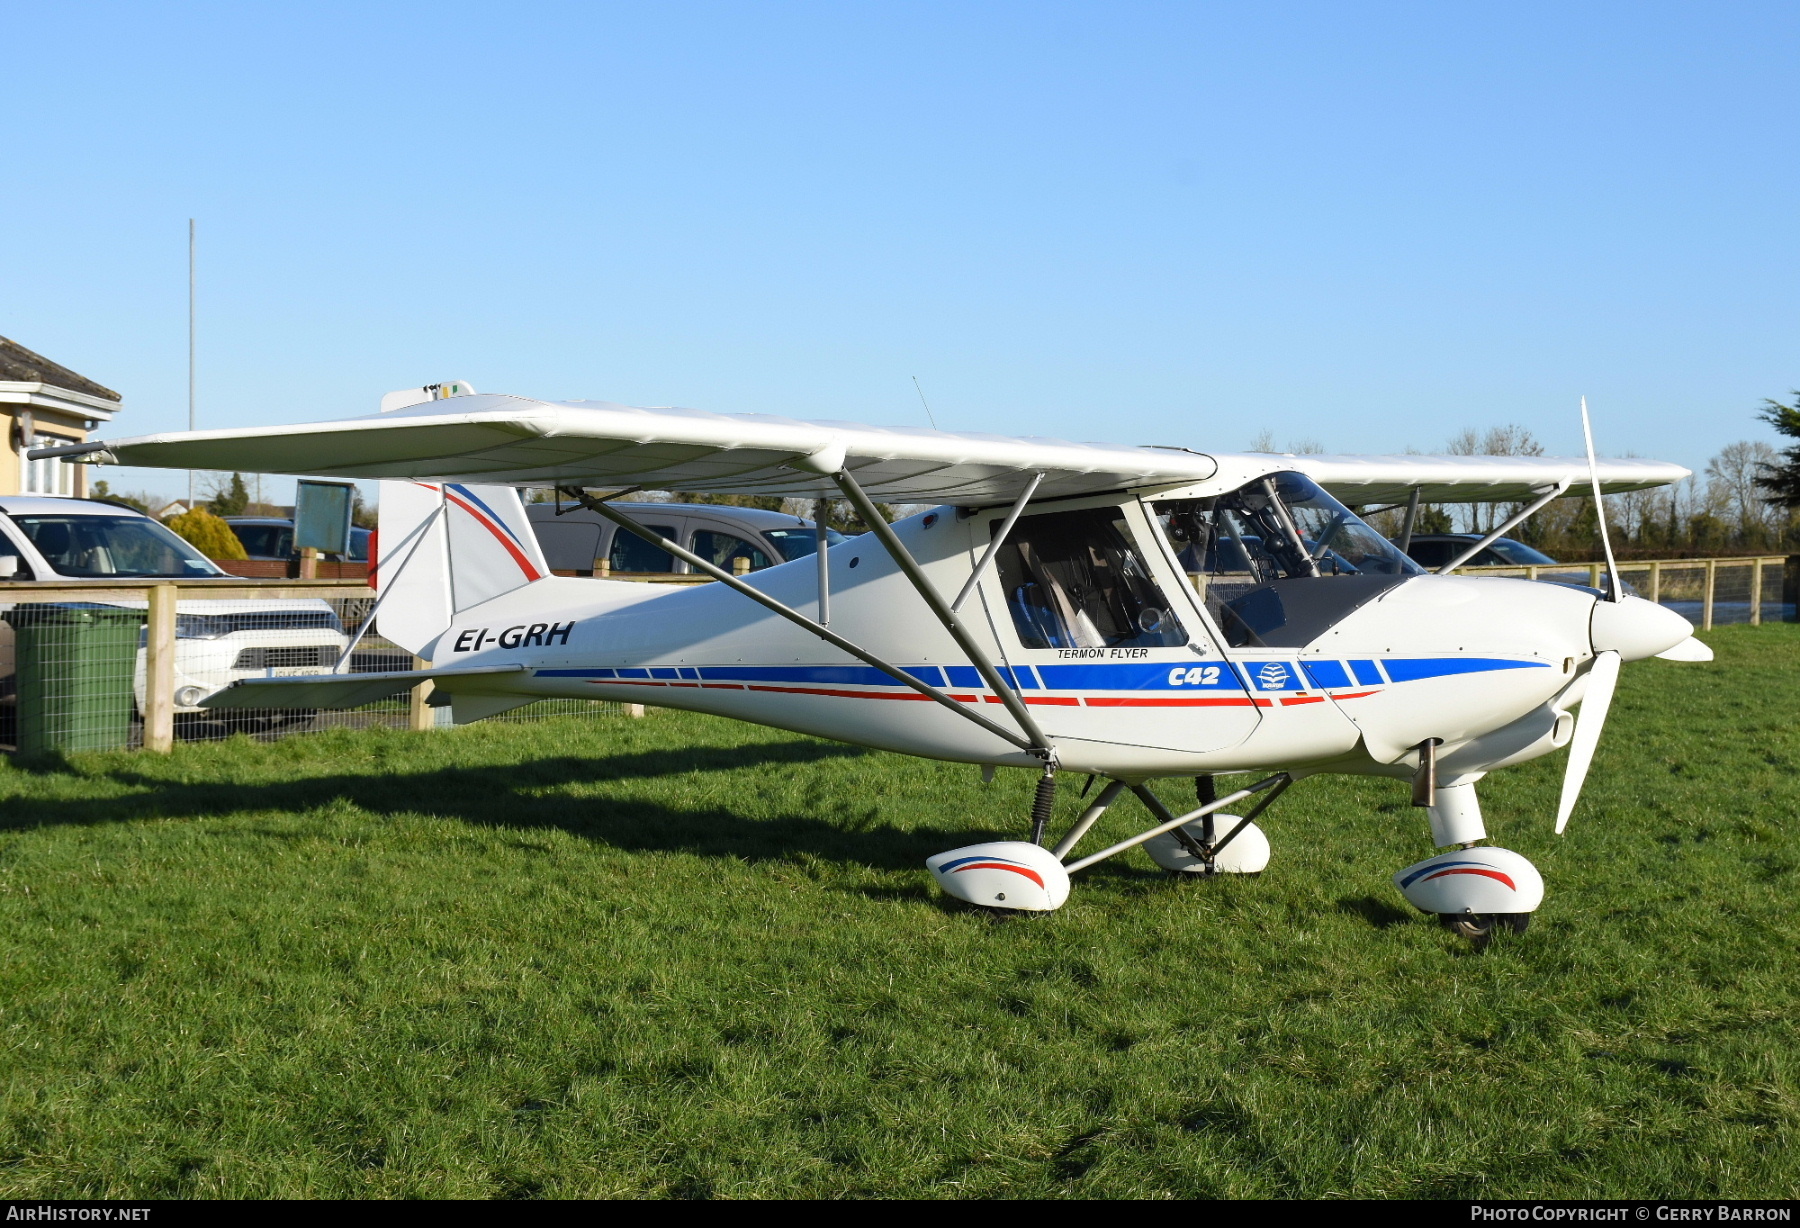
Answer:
[376, 481, 548, 655]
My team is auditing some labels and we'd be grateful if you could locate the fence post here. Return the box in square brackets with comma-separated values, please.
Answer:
[1787, 555, 1800, 623]
[144, 583, 177, 753]
[1751, 558, 1765, 626]
[1588, 562, 1600, 589]
[1702, 559, 1716, 631]
[1649, 561, 1661, 604]
[1527, 565, 1539, 581]
[409, 656, 435, 731]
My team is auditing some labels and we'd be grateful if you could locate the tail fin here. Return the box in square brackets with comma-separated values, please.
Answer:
[375, 481, 549, 655]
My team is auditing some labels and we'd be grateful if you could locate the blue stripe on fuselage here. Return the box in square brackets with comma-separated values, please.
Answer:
[529, 658, 1544, 690]
[1380, 657, 1549, 682]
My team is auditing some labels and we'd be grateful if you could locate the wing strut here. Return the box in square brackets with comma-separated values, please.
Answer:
[950, 471, 1043, 613]
[1397, 487, 1421, 553]
[1437, 479, 1570, 575]
[830, 469, 1057, 765]
[814, 497, 831, 627]
[555, 487, 1037, 754]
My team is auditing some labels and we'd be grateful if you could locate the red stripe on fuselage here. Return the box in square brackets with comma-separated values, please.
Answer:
[1082, 696, 1258, 708]
[581, 678, 1291, 711]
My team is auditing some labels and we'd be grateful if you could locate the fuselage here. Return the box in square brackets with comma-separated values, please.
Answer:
[420, 489, 1631, 783]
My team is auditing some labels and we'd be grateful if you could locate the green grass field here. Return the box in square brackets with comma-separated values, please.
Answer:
[0, 626, 1795, 1198]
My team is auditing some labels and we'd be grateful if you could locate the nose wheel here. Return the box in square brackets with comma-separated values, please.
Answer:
[1437, 912, 1530, 949]
[1395, 845, 1545, 946]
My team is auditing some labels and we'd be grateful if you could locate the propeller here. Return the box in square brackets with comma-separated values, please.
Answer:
[1580, 396, 1621, 602]
[1555, 648, 1620, 834]
[1557, 397, 1622, 833]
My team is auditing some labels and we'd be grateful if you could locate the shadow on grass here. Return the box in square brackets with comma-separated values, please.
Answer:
[1337, 894, 1415, 929]
[0, 739, 1015, 873]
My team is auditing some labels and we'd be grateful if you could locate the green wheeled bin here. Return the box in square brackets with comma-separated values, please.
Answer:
[5, 603, 145, 756]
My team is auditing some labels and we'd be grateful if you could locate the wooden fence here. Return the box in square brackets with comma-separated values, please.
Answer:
[0, 580, 389, 754]
[1458, 555, 1794, 630]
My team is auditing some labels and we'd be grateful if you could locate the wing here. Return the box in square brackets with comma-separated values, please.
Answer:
[1288, 453, 1689, 505]
[39, 392, 1689, 506]
[46, 394, 1218, 505]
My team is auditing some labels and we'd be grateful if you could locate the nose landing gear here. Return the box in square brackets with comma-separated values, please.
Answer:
[1395, 767, 1545, 946]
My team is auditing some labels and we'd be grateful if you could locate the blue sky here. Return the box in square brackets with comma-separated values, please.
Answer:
[5, 1, 1797, 503]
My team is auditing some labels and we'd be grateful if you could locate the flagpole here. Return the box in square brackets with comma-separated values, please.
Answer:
[187, 218, 196, 508]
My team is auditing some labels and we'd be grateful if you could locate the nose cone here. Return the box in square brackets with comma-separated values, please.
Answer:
[1590, 595, 1695, 661]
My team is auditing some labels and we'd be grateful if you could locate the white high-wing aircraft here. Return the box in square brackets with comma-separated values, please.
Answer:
[40, 391, 1704, 944]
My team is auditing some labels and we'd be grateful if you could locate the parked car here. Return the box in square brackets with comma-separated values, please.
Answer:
[223, 517, 371, 563]
[1401, 532, 1634, 596]
[1400, 534, 1559, 569]
[0, 497, 350, 722]
[525, 502, 846, 576]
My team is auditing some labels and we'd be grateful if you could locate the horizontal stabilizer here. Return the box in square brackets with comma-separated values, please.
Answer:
[199, 664, 527, 710]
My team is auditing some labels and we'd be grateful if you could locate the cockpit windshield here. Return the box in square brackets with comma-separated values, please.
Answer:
[1157, 472, 1422, 648]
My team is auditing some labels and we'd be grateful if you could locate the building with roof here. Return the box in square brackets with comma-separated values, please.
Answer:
[0, 335, 121, 498]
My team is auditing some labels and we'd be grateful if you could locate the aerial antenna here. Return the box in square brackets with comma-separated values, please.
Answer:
[187, 218, 196, 508]
[911, 376, 939, 431]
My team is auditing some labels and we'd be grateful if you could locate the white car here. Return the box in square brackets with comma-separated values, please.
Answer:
[0, 497, 350, 722]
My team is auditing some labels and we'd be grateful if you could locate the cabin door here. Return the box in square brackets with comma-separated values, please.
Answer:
[974, 497, 1261, 754]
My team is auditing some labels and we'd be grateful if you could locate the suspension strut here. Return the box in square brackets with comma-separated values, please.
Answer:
[1029, 765, 1057, 846]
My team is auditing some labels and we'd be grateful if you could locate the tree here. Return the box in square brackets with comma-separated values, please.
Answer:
[89, 481, 152, 515]
[1754, 392, 1800, 507]
[1444, 424, 1545, 535]
[1705, 440, 1779, 546]
[669, 492, 791, 514]
[207, 472, 249, 517]
[164, 507, 248, 560]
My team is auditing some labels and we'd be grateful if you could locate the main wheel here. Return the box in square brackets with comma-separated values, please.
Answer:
[1144, 817, 1270, 875]
[1438, 912, 1530, 949]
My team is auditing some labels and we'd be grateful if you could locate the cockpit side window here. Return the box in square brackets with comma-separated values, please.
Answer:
[993, 507, 1186, 651]
[1156, 473, 1422, 648]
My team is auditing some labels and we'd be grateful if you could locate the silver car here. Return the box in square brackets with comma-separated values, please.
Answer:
[526, 501, 846, 576]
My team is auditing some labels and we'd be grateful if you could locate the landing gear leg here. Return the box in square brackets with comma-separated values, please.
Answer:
[1393, 773, 1545, 945]
[1050, 779, 1127, 859]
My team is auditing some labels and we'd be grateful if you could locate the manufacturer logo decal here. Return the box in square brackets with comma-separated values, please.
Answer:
[1252, 661, 1298, 690]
